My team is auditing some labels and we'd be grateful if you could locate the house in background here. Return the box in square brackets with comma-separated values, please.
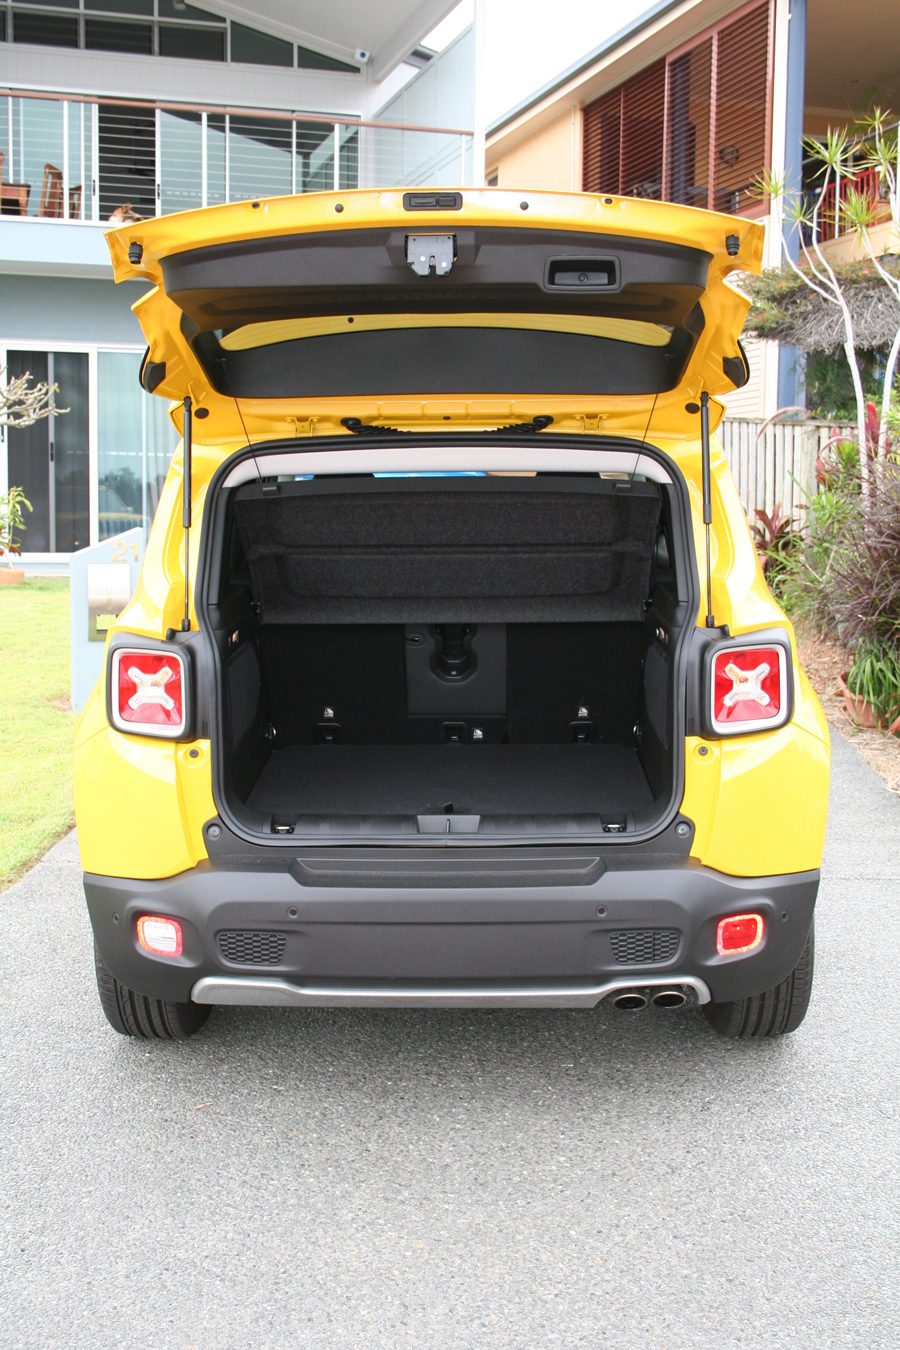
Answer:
[0, 0, 474, 566]
[485, 0, 900, 421]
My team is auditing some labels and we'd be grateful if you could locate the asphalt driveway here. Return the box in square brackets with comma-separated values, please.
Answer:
[1, 731, 898, 1350]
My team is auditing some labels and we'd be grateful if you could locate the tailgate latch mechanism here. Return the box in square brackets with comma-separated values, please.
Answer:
[406, 234, 455, 277]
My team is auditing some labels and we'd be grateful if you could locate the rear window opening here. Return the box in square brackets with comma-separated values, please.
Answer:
[201, 461, 695, 844]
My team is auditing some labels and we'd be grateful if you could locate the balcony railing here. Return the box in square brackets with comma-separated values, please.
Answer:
[0, 89, 473, 222]
[816, 164, 892, 244]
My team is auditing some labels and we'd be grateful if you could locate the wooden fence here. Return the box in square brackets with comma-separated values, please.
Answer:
[720, 418, 856, 521]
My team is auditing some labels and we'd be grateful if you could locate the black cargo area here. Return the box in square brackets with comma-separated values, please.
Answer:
[246, 744, 653, 819]
[206, 470, 688, 840]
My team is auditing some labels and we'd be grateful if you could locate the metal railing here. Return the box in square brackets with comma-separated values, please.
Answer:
[0, 89, 473, 222]
[817, 165, 888, 244]
[807, 120, 899, 244]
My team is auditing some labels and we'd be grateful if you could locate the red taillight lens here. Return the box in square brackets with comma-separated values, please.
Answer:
[136, 915, 183, 957]
[711, 644, 787, 734]
[110, 648, 187, 738]
[716, 912, 765, 956]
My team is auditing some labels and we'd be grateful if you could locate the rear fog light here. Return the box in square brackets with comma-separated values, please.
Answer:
[136, 915, 183, 957]
[716, 912, 765, 956]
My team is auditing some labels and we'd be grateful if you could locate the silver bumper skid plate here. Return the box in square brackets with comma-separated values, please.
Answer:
[191, 974, 712, 1009]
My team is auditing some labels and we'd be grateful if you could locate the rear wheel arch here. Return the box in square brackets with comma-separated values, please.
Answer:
[94, 945, 211, 1040]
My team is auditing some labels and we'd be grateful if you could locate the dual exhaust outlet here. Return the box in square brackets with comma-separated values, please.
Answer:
[611, 988, 688, 1011]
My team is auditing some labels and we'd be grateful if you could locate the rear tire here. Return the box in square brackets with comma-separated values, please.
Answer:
[94, 944, 211, 1039]
[703, 924, 814, 1039]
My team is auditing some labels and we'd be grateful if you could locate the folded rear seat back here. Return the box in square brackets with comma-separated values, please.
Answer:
[232, 476, 663, 626]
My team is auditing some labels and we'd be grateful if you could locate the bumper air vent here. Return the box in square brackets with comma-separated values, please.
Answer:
[609, 928, 680, 965]
[218, 930, 287, 966]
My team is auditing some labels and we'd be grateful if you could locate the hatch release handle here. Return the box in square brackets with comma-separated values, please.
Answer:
[406, 234, 455, 277]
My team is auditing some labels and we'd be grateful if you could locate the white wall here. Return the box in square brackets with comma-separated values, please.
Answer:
[375, 26, 474, 130]
[721, 336, 768, 419]
[0, 274, 145, 344]
[372, 26, 475, 184]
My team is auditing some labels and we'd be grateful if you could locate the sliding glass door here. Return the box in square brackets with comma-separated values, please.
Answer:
[5, 350, 89, 551]
[97, 350, 177, 538]
[2, 347, 177, 554]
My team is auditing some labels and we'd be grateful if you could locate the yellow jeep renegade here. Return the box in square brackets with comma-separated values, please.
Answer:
[74, 187, 829, 1040]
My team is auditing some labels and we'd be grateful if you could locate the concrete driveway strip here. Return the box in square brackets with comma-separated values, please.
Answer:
[1, 731, 898, 1350]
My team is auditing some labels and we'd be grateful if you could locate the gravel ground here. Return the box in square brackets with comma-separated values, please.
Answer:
[1, 732, 898, 1350]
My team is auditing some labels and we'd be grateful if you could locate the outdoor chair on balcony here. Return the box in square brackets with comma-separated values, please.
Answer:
[0, 150, 31, 215]
[39, 164, 64, 217]
[37, 164, 82, 219]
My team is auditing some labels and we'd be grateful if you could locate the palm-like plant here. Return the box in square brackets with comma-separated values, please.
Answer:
[756, 109, 899, 512]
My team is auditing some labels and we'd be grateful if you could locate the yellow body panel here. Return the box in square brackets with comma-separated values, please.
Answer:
[75, 189, 828, 882]
[74, 702, 214, 880]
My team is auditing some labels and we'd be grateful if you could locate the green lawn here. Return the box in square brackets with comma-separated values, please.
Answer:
[0, 578, 75, 889]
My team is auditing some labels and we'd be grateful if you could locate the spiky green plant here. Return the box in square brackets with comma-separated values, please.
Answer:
[754, 109, 900, 512]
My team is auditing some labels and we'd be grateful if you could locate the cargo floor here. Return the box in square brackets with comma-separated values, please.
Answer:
[244, 744, 653, 818]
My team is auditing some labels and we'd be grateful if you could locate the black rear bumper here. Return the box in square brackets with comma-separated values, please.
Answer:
[84, 849, 819, 1009]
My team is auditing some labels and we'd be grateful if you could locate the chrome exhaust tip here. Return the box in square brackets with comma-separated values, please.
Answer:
[652, 989, 687, 1009]
[612, 991, 648, 1011]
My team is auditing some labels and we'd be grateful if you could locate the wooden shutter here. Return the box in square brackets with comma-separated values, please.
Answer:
[583, 62, 664, 196]
[712, 2, 772, 212]
[583, 89, 621, 193]
[666, 39, 713, 206]
[581, 0, 772, 214]
[620, 60, 665, 198]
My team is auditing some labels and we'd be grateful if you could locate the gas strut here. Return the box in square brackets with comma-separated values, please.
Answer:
[700, 390, 715, 629]
[181, 395, 192, 633]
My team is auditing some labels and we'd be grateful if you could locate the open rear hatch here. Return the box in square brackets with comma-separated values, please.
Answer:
[106, 189, 762, 844]
[107, 188, 762, 439]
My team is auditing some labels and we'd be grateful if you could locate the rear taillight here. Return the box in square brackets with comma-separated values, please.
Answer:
[710, 642, 789, 735]
[110, 648, 188, 738]
[716, 912, 765, 956]
[136, 915, 183, 957]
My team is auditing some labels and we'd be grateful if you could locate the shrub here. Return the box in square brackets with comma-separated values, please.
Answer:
[778, 477, 859, 633]
[845, 638, 900, 728]
[751, 504, 803, 599]
[782, 459, 900, 730]
[830, 462, 900, 651]
[0, 486, 33, 560]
